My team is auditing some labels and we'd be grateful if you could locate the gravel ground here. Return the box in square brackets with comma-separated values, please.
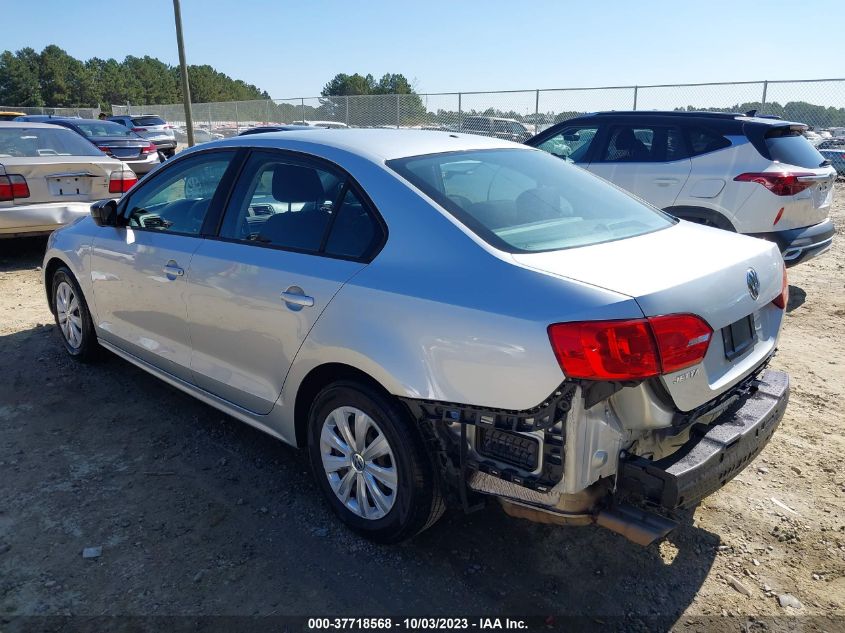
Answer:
[0, 186, 844, 631]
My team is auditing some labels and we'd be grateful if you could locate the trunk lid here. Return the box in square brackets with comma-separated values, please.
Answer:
[0, 156, 125, 204]
[512, 221, 785, 411]
[93, 138, 149, 159]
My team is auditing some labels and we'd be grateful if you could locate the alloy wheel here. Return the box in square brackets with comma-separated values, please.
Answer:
[55, 281, 83, 349]
[319, 406, 398, 520]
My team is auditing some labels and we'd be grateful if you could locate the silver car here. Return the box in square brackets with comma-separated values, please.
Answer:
[43, 130, 790, 544]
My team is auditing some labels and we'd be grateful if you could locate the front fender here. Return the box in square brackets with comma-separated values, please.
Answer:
[42, 219, 97, 317]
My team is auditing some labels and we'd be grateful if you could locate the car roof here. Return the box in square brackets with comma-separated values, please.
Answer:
[0, 121, 79, 129]
[571, 110, 803, 127]
[204, 128, 523, 161]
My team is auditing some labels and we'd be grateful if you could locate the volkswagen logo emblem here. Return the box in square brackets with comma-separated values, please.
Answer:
[746, 268, 760, 300]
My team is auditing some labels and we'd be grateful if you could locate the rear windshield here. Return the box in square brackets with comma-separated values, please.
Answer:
[388, 148, 674, 253]
[74, 121, 136, 138]
[765, 130, 827, 169]
[0, 127, 102, 157]
[132, 116, 166, 127]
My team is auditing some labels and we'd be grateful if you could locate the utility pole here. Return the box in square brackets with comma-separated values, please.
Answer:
[173, 0, 195, 147]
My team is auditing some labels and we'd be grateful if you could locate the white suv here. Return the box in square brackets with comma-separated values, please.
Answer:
[528, 111, 837, 266]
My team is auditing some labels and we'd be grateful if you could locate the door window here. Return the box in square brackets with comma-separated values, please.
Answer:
[220, 151, 383, 259]
[125, 151, 235, 234]
[535, 126, 599, 163]
[599, 125, 684, 163]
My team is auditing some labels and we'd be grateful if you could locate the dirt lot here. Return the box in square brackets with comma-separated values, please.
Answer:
[1, 187, 844, 631]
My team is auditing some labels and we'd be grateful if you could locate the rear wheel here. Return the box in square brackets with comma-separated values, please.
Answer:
[51, 268, 100, 362]
[307, 381, 445, 543]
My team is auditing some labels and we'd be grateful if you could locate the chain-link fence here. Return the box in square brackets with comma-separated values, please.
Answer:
[0, 105, 101, 118]
[107, 78, 845, 143]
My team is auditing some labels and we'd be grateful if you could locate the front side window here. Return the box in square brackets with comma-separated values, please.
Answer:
[388, 148, 673, 253]
[535, 125, 599, 162]
[220, 151, 382, 259]
[599, 125, 684, 163]
[126, 151, 235, 234]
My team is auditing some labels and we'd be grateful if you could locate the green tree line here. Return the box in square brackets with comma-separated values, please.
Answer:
[0, 45, 269, 112]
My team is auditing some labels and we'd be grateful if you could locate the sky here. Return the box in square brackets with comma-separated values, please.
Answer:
[4, 0, 844, 100]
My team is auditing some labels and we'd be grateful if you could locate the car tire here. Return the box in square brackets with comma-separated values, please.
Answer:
[51, 267, 100, 362]
[307, 380, 445, 543]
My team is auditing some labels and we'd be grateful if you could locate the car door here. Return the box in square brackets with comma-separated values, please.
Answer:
[185, 150, 385, 414]
[587, 123, 691, 210]
[90, 149, 237, 382]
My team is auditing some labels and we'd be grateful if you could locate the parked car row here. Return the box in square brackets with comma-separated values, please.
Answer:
[2, 105, 835, 544]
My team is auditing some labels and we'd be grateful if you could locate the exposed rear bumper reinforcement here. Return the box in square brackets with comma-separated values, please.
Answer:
[617, 369, 789, 510]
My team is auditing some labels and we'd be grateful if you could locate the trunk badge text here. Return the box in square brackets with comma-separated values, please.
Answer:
[746, 268, 760, 300]
[673, 367, 699, 384]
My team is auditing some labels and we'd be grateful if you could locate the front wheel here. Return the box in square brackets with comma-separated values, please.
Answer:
[51, 268, 100, 362]
[307, 381, 445, 543]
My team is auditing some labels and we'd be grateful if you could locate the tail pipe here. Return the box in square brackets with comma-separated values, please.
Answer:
[596, 503, 677, 546]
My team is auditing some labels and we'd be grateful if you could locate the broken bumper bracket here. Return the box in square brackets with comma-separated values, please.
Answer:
[618, 369, 789, 510]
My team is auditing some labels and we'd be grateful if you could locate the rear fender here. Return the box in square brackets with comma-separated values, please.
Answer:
[663, 205, 735, 231]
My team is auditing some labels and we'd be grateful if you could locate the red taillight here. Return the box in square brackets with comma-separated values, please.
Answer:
[548, 319, 659, 380]
[734, 172, 815, 196]
[141, 142, 158, 154]
[131, 127, 147, 132]
[647, 314, 713, 374]
[0, 174, 30, 201]
[772, 266, 788, 309]
[548, 314, 712, 381]
[108, 171, 138, 194]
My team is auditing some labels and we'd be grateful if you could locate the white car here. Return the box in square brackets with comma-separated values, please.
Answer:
[528, 111, 837, 266]
[0, 122, 136, 238]
[43, 130, 789, 544]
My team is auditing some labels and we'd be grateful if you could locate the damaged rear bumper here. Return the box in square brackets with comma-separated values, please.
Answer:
[404, 368, 789, 545]
[617, 369, 789, 509]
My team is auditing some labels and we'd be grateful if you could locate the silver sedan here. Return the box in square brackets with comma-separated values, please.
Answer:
[43, 129, 790, 544]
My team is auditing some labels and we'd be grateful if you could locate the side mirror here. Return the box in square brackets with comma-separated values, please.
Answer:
[90, 199, 118, 227]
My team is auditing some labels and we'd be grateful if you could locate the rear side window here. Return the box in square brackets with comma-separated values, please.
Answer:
[764, 129, 827, 169]
[219, 151, 382, 259]
[685, 127, 731, 156]
[132, 116, 166, 127]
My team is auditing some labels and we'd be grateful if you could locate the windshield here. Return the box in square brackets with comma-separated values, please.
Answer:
[0, 127, 102, 157]
[765, 130, 827, 169]
[388, 148, 674, 252]
[74, 120, 136, 138]
[132, 116, 166, 127]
